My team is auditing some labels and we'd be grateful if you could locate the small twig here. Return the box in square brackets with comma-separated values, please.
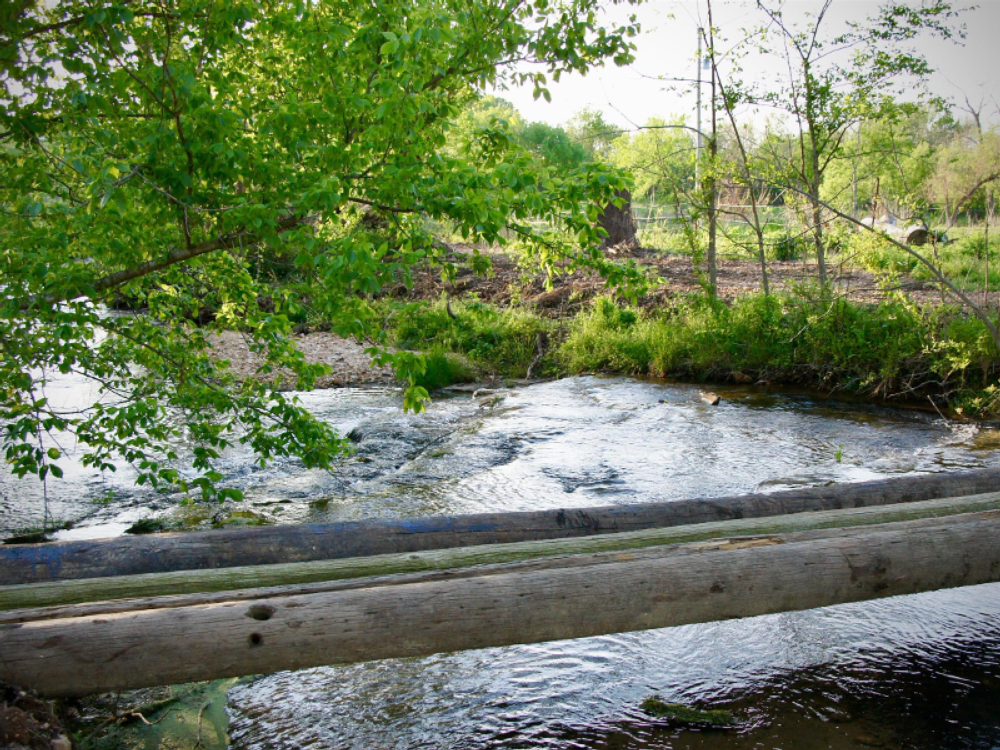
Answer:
[928, 395, 951, 423]
[193, 701, 210, 749]
[125, 710, 168, 726]
[526, 330, 548, 379]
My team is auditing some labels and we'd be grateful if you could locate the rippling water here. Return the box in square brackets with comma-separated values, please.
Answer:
[6, 375, 999, 536]
[5, 375, 1000, 748]
[226, 584, 1000, 750]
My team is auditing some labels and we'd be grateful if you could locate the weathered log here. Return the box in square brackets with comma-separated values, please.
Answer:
[3, 492, 999, 616]
[4, 468, 999, 585]
[4, 508, 1000, 697]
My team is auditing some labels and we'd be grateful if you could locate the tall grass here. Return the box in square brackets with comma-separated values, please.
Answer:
[377, 297, 553, 380]
[378, 293, 999, 412]
[558, 295, 998, 408]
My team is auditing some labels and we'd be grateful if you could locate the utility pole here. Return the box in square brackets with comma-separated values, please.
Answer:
[695, 26, 703, 191]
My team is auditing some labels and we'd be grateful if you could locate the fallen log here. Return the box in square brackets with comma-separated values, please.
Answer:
[3, 492, 999, 616]
[4, 468, 999, 585]
[4, 507, 1000, 697]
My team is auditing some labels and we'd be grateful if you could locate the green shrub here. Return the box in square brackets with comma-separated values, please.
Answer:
[412, 348, 477, 391]
[380, 297, 551, 377]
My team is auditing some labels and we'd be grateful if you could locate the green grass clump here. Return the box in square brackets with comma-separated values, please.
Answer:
[379, 290, 998, 415]
[412, 348, 477, 391]
[640, 696, 737, 727]
[380, 297, 552, 378]
[557, 296, 657, 374]
[558, 294, 999, 409]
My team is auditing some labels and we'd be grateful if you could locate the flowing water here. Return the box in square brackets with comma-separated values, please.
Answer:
[5, 375, 1000, 748]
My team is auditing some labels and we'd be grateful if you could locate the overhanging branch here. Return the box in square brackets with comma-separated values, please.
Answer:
[20, 212, 315, 310]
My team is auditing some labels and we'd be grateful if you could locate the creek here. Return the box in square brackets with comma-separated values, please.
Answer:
[4, 375, 1000, 748]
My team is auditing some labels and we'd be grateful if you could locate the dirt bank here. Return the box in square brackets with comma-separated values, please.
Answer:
[209, 245, 996, 389]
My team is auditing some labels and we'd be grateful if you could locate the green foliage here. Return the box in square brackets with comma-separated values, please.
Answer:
[565, 108, 620, 160]
[558, 297, 655, 374]
[411, 348, 477, 391]
[770, 233, 810, 262]
[821, 106, 942, 215]
[0, 0, 641, 498]
[559, 295, 998, 410]
[609, 117, 695, 203]
[519, 121, 590, 170]
[381, 298, 552, 378]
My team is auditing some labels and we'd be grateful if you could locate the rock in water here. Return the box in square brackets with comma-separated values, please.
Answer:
[700, 391, 721, 405]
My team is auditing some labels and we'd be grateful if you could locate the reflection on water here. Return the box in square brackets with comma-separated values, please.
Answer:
[227, 584, 1000, 750]
[4, 375, 1000, 748]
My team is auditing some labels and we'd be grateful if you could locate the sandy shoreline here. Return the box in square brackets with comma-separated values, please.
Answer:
[208, 330, 397, 389]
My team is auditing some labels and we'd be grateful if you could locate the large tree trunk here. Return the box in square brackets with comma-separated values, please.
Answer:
[598, 188, 637, 251]
[3, 497, 1000, 697]
[3, 491, 999, 617]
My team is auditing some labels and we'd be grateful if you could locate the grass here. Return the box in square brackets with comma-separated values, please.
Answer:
[379, 292, 1000, 415]
[376, 297, 554, 382]
[559, 294, 998, 408]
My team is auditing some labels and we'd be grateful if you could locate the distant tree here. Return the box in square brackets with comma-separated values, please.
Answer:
[750, 0, 963, 286]
[820, 105, 945, 219]
[566, 107, 621, 160]
[608, 117, 696, 204]
[519, 121, 590, 170]
[926, 127, 1000, 226]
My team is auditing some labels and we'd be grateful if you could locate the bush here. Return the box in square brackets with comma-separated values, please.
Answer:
[380, 297, 552, 378]
[770, 233, 810, 261]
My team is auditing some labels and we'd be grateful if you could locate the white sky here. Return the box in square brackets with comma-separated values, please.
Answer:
[497, 0, 1000, 130]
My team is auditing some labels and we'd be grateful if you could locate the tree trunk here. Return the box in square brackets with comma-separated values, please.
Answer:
[4, 503, 1000, 697]
[811, 182, 827, 286]
[3, 491, 999, 617]
[756, 225, 770, 296]
[598, 189, 637, 251]
[707, 136, 718, 295]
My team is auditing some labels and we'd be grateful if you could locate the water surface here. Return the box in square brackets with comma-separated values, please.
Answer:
[4, 376, 1000, 748]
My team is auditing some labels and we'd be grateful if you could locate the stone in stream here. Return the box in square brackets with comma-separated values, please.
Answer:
[700, 391, 721, 406]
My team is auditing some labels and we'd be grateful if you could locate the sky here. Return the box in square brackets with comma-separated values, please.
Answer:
[497, 0, 1000, 131]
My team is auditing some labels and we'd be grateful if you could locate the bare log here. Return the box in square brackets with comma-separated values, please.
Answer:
[3, 508, 1000, 697]
[4, 468, 1000, 585]
[3, 491, 999, 616]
